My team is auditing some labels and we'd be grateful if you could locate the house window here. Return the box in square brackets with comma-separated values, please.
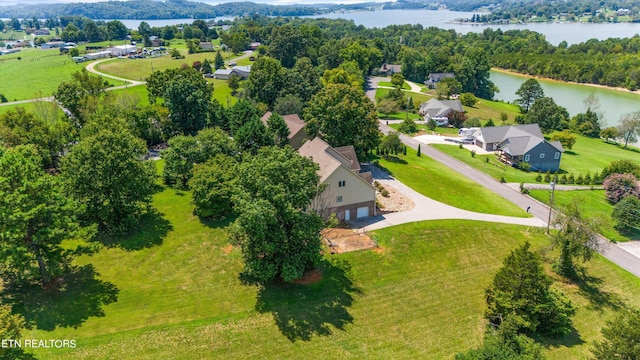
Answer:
[540, 153, 545, 159]
[338, 180, 346, 187]
[336, 196, 343, 203]
[524, 154, 530, 162]
[554, 152, 560, 159]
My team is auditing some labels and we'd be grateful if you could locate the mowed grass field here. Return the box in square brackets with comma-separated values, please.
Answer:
[529, 189, 640, 242]
[0, 48, 125, 101]
[22, 185, 640, 360]
[95, 50, 239, 82]
[370, 148, 530, 217]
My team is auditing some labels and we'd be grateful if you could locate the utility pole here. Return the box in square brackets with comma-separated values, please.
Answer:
[547, 175, 557, 234]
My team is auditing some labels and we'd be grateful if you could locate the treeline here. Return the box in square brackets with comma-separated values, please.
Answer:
[0, 0, 319, 20]
[459, 0, 640, 22]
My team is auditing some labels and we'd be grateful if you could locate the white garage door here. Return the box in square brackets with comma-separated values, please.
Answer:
[356, 206, 369, 218]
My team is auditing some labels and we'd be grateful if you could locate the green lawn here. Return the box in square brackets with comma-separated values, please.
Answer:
[96, 50, 238, 81]
[22, 212, 640, 359]
[431, 133, 640, 184]
[432, 143, 536, 183]
[0, 48, 124, 101]
[529, 189, 640, 242]
[464, 99, 520, 123]
[371, 148, 530, 217]
[375, 88, 432, 105]
[556, 135, 640, 176]
[378, 81, 410, 90]
[0, 102, 38, 115]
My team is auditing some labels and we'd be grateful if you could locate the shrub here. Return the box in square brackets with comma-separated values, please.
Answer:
[518, 162, 530, 171]
[398, 118, 418, 134]
[500, 176, 506, 183]
[603, 173, 640, 204]
[584, 172, 592, 185]
[380, 188, 389, 197]
[427, 118, 437, 130]
[543, 171, 551, 183]
[560, 174, 568, 184]
[612, 196, 640, 230]
[471, 150, 476, 158]
[463, 117, 482, 128]
[576, 174, 584, 185]
[592, 171, 602, 184]
[535, 174, 543, 182]
[567, 173, 575, 184]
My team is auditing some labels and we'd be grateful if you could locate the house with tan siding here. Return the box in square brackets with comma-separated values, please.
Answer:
[298, 138, 376, 221]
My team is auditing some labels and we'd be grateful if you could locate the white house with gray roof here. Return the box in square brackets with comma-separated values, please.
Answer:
[418, 98, 464, 125]
[471, 124, 564, 172]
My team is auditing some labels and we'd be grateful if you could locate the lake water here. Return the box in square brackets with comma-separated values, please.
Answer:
[304, 9, 640, 45]
[490, 70, 640, 127]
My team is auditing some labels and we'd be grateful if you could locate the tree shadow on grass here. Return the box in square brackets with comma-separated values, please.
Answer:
[198, 215, 235, 230]
[535, 326, 585, 349]
[252, 258, 361, 342]
[2, 265, 118, 331]
[96, 208, 172, 251]
[573, 268, 625, 312]
[382, 155, 408, 164]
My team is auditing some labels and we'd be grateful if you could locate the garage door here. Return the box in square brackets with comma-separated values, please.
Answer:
[356, 206, 369, 218]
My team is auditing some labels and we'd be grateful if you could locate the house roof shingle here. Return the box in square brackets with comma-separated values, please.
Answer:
[260, 111, 305, 140]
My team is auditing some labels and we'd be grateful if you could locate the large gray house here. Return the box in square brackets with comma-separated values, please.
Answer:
[471, 124, 564, 172]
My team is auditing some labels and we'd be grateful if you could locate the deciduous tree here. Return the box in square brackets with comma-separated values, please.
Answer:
[0, 145, 94, 285]
[189, 154, 238, 219]
[230, 146, 323, 282]
[612, 195, 640, 231]
[304, 83, 380, 158]
[525, 97, 569, 133]
[246, 56, 286, 108]
[515, 78, 544, 113]
[551, 201, 601, 277]
[550, 130, 577, 150]
[603, 173, 640, 204]
[617, 111, 640, 149]
[266, 112, 290, 147]
[61, 126, 155, 233]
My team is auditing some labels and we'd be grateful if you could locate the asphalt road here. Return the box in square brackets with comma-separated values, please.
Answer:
[378, 118, 640, 278]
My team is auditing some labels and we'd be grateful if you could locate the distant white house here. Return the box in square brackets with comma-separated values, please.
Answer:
[106, 45, 137, 56]
[83, 51, 112, 60]
[418, 98, 464, 126]
[213, 65, 252, 80]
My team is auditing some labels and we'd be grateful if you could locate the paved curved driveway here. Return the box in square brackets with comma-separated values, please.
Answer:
[85, 58, 146, 89]
[353, 165, 545, 231]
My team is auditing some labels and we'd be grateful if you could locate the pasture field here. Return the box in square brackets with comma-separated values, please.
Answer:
[0, 48, 125, 101]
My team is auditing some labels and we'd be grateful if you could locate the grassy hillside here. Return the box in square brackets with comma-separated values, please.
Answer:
[23, 204, 640, 359]
[0, 48, 126, 101]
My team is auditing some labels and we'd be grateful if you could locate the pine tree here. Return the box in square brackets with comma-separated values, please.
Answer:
[214, 50, 225, 69]
[417, 144, 421, 157]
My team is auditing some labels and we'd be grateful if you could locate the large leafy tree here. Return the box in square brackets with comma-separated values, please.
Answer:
[0, 145, 93, 285]
[54, 69, 108, 122]
[551, 202, 601, 277]
[592, 308, 640, 360]
[0, 107, 72, 168]
[455, 46, 496, 100]
[230, 146, 324, 283]
[304, 83, 381, 158]
[162, 127, 237, 189]
[162, 67, 213, 135]
[612, 195, 640, 231]
[61, 126, 156, 233]
[486, 242, 575, 337]
[515, 78, 544, 113]
[189, 154, 238, 219]
[524, 97, 569, 133]
[268, 25, 306, 68]
[246, 56, 286, 108]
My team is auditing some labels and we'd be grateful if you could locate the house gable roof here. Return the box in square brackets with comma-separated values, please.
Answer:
[478, 124, 543, 144]
[419, 98, 464, 117]
[298, 138, 374, 189]
[260, 112, 306, 140]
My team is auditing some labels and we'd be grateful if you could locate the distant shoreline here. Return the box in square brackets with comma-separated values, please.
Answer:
[492, 67, 640, 97]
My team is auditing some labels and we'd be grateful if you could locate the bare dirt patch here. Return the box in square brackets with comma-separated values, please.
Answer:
[376, 183, 414, 213]
[321, 228, 377, 254]
[221, 244, 234, 255]
[292, 269, 323, 285]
